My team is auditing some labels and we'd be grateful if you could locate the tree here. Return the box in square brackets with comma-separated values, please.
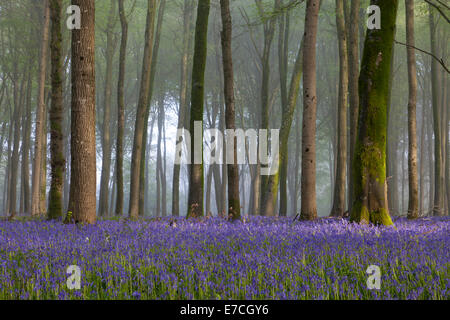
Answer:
[186, 0, 211, 218]
[220, 0, 240, 220]
[428, 6, 444, 216]
[330, 0, 348, 218]
[99, 0, 117, 217]
[300, 0, 320, 221]
[405, 0, 419, 219]
[128, 0, 157, 219]
[115, 0, 128, 216]
[347, 0, 360, 214]
[350, 0, 398, 226]
[172, 0, 194, 217]
[48, 0, 65, 220]
[69, 0, 97, 224]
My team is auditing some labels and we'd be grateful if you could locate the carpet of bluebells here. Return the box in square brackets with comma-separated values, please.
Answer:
[0, 216, 448, 300]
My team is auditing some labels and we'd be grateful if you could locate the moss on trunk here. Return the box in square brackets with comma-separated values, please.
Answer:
[350, 0, 398, 226]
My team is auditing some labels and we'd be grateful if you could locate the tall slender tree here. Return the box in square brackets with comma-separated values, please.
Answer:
[48, 0, 65, 220]
[405, 0, 419, 219]
[330, 0, 348, 218]
[99, 0, 117, 217]
[186, 0, 211, 218]
[347, 0, 360, 214]
[128, 0, 157, 219]
[115, 0, 128, 216]
[428, 6, 444, 216]
[172, 0, 193, 216]
[219, 0, 240, 220]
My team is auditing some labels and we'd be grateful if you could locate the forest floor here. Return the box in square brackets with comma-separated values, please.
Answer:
[0, 216, 448, 299]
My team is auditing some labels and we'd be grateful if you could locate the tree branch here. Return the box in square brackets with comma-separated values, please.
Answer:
[394, 39, 450, 74]
[424, 0, 450, 24]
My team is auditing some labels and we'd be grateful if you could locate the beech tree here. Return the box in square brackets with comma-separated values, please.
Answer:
[350, 0, 398, 226]
[69, 0, 97, 224]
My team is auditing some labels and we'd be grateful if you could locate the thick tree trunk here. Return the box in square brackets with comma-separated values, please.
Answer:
[99, 0, 117, 217]
[300, 0, 320, 221]
[330, 0, 348, 218]
[405, 0, 419, 219]
[48, 0, 65, 220]
[128, 0, 157, 219]
[115, 0, 128, 216]
[350, 0, 398, 226]
[186, 0, 210, 218]
[70, 0, 97, 224]
[219, 0, 241, 220]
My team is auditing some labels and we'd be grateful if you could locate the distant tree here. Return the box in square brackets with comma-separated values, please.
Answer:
[172, 0, 194, 217]
[115, 0, 128, 216]
[428, 6, 444, 216]
[99, 0, 117, 217]
[347, 0, 360, 214]
[128, 0, 157, 219]
[405, 0, 419, 219]
[330, 0, 348, 218]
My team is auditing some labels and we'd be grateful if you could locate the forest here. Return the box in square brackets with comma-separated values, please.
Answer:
[0, 0, 448, 301]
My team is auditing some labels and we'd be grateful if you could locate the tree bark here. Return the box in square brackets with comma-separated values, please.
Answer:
[31, 0, 50, 216]
[172, 0, 193, 217]
[128, 0, 157, 219]
[48, 0, 65, 220]
[219, 0, 241, 220]
[350, 0, 398, 226]
[429, 6, 444, 216]
[405, 0, 419, 219]
[186, 0, 210, 218]
[300, 0, 320, 221]
[347, 0, 360, 213]
[99, 0, 117, 217]
[70, 0, 97, 224]
[330, 0, 348, 218]
[115, 0, 128, 216]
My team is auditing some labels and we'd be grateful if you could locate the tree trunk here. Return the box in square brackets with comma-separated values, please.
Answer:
[139, 0, 166, 216]
[99, 0, 117, 217]
[330, 0, 348, 218]
[70, 0, 97, 224]
[115, 0, 128, 216]
[172, 0, 193, 217]
[128, 0, 157, 219]
[219, 0, 241, 220]
[350, 0, 398, 226]
[428, 6, 444, 216]
[300, 0, 320, 221]
[32, 0, 50, 217]
[21, 71, 32, 215]
[405, 0, 419, 219]
[186, 0, 210, 218]
[347, 0, 359, 213]
[48, 0, 65, 220]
